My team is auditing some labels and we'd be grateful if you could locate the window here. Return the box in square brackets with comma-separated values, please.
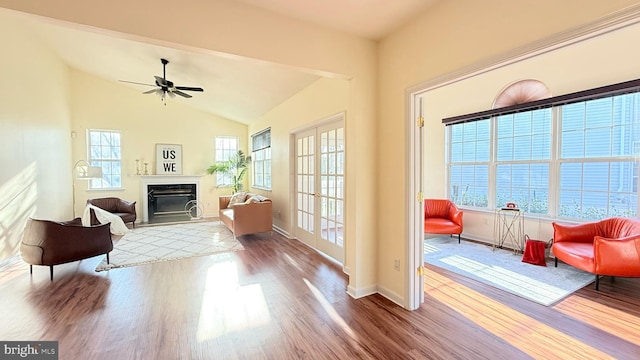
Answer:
[449, 121, 489, 207]
[446, 89, 640, 220]
[88, 129, 121, 189]
[558, 96, 639, 219]
[215, 137, 239, 187]
[495, 109, 551, 214]
[252, 128, 271, 190]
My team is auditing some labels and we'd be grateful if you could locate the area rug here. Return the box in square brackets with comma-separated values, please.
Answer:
[95, 221, 243, 272]
[424, 237, 594, 306]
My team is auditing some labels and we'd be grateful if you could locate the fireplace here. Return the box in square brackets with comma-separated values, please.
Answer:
[140, 176, 201, 224]
[147, 184, 196, 223]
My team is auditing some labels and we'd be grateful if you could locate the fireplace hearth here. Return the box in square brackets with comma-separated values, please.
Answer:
[148, 184, 196, 223]
[140, 176, 202, 224]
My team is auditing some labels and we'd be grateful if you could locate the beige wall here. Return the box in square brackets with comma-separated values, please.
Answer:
[419, 20, 640, 242]
[70, 69, 247, 218]
[0, 0, 378, 295]
[5, 0, 637, 305]
[249, 77, 349, 234]
[377, 0, 640, 302]
[0, 15, 71, 261]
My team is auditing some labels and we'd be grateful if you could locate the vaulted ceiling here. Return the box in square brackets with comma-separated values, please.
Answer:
[1, 0, 439, 124]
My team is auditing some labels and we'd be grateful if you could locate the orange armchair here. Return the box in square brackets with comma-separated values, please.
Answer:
[424, 199, 464, 243]
[552, 217, 640, 290]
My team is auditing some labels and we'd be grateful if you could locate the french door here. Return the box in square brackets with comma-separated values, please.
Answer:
[294, 120, 345, 263]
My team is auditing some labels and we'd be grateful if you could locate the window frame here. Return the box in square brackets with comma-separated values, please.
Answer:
[446, 90, 639, 221]
[214, 136, 239, 188]
[251, 128, 271, 190]
[87, 129, 122, 190]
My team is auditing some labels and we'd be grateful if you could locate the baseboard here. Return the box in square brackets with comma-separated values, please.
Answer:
[343, 266, 350, 276]
[377, 285, 405, 307]
[346, 284, 378, 299]
[272, 225, 290, 238]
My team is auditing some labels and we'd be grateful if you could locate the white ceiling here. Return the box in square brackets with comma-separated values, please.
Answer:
[3, 0, 439, 124]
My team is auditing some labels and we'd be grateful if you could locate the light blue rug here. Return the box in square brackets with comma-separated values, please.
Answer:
[424, 237, 594, 306]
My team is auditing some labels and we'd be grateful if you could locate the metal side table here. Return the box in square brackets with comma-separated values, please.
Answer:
[493, 208, 525, 253]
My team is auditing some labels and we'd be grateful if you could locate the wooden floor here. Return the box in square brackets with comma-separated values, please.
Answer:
[1, 229, 640, 360]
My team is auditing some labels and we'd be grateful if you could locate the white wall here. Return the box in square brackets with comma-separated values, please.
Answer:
[0, 14, 71, 261]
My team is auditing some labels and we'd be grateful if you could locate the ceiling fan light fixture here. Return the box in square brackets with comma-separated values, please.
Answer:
[120, 58, 204, 105]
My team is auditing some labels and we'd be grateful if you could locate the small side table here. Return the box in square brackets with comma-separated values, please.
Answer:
[493, 208, 525, 253]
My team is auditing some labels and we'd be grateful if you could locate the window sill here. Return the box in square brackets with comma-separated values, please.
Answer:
[251, 186, 272, 192]
[88, 188, 125, 192]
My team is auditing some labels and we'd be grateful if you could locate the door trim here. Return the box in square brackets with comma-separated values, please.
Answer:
[289, 112, 346, 263]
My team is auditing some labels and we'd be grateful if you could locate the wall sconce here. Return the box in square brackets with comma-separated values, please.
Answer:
[72, 160, 103, 218]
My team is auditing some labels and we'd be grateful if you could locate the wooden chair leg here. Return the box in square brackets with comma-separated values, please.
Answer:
[50, 266, 54, 281]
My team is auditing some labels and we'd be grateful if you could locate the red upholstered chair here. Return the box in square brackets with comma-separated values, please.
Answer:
[424, 199, 464, 243]
[552, 217, 640, 290]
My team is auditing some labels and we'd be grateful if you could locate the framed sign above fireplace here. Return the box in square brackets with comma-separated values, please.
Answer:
[156, 144, 182, 175]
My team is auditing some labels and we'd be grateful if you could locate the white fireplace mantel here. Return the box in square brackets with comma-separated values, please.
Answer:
[140, 175, 201, 222]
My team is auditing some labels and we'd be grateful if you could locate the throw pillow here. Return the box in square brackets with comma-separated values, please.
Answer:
[228, 192, 248, 207]
[245, 195, 262, 204]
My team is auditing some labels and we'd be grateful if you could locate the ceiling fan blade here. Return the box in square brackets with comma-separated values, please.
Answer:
[119, 80, 156, 87]
[175, 86, 204, 92]
[142, 88, 157, 94]
[154, 76, 168, 87]
[173, 89, 192, 98]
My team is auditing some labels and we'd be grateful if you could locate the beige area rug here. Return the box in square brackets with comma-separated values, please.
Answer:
[424, 236, 594, 306]
[95, 221, 243, 272]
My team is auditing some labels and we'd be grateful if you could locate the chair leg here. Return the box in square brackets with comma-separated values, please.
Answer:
[595, 275, 599, 291]
[50, 266, 54, 281]
[458, 234, 461, 244]
[106, 252, 110, 264]
[554, 257, 558, 267]
[29, 265, 33, 275]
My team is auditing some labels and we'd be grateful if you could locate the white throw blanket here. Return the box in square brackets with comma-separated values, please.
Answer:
[82, 204, 130, 235]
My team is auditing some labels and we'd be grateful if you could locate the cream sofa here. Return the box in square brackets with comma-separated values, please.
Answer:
[219, 193, 273, 237]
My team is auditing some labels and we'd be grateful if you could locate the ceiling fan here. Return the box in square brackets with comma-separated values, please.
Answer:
[120, 58, 204, 104]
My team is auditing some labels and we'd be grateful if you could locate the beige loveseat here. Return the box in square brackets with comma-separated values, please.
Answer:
[219, 192, 273, 237]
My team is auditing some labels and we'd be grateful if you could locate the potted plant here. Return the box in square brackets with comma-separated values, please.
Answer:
[206, 150, 251, 193]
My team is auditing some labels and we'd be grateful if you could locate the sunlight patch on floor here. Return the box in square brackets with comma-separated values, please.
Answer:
[197, 257, 270, 342]
[282, 253, 304, 273]
[425, 269, 615, 359]
[555, 294, 640, 346]
[303, 278, 357, 340]
[440, 255, 566, 302]
[423, 242, 441, 255]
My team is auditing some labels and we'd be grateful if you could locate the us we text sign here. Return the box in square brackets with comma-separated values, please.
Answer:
[156, 144, 182, 174]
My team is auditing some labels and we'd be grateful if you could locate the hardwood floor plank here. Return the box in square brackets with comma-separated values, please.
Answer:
[1, 228, 640, 359]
